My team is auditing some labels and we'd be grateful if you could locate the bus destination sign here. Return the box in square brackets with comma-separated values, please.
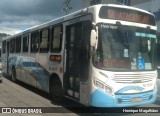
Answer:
[107, 9, 149, 24]
[99, 6, 156, 26]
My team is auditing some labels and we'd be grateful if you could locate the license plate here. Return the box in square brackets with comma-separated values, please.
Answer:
[131, 98, 142, 103]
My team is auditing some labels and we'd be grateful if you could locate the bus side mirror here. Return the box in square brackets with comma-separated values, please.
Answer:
[90, 29, 97, 47]
[90, 23, 98, 49]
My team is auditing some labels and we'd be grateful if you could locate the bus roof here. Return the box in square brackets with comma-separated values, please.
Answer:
[106, 4, 153, 15]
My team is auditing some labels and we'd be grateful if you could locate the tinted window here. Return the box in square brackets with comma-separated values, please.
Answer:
[40, 29, 49, 52]
[51, 25, 62, 52]
[10, 38, 15, 53]
[23, 36, 29, 52]
[2, 41, 6, 53]
[31, 31, 39, 53]
[15, 37, 21, 53]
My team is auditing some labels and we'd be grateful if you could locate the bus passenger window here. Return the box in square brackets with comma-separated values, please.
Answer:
[23, 36, 29, 52]
[15, 37, 21, 53]
[40, 29, 49, 52]
[10, 39, 15, 53]
[31, 31, 39, 53]
[2, 41, 6, 53]
[51, 25, 62, 52]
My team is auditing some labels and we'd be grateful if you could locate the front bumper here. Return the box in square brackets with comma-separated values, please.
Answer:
[90, 89, 157, 107]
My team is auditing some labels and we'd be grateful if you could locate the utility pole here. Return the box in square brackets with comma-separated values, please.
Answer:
[62, 0, 72, 15]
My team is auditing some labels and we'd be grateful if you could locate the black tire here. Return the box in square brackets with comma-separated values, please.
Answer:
[51, 78, 63, 103]
[11, 68, 17, 82]
[0, 79, 2, 83]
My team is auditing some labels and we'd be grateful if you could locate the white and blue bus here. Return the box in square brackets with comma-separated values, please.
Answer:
[2, 4, 157, 107]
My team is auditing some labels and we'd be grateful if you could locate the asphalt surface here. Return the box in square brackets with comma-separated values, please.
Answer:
[0, 76, 160, 116]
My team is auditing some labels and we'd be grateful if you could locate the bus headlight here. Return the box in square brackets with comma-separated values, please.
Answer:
[93, 78, 114, 96]
[105, 85, 114, 96]
[93, 78, 104, 90]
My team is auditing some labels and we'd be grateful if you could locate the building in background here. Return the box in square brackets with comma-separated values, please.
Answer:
[130, 0, 150, 5]
[132, 0, 160, 32]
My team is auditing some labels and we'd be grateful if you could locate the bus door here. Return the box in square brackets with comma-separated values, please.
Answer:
[65, 21, 91, 102]
[2, 40, 8, 74]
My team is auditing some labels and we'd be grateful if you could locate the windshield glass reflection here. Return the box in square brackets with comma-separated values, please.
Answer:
[93, 24, 157, 71]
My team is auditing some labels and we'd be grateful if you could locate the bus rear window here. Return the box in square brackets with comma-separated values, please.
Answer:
[99, 6, 156, 26]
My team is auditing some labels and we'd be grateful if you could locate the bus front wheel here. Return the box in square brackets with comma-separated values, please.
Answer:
[51, 78, 63, 103]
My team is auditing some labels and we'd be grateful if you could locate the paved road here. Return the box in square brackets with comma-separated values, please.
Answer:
[0, 76, 160, 116]
[0, 77, 81, 116]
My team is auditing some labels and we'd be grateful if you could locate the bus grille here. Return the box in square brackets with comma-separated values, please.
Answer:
[117, 94, 153, 104]
[111, 73, 155, 83]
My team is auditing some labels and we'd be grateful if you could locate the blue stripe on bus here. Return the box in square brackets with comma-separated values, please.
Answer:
[116, 86, 145, 93]
[135, 32, 156, 38]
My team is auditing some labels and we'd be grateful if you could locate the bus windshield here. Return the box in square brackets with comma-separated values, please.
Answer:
[93, 23, 157, 71]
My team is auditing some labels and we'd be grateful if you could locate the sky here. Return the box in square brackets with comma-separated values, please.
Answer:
[0, 0, 82, 35]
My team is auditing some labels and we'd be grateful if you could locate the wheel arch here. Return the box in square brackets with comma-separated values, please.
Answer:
[49, 73, 62, 94]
